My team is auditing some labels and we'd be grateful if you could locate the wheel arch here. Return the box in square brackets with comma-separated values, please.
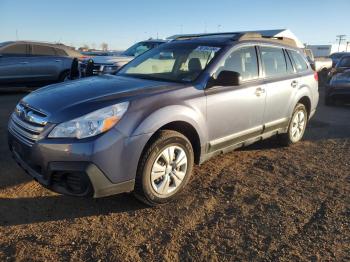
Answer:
[132, 105, 207, 165]
[297, 96, 311, 118]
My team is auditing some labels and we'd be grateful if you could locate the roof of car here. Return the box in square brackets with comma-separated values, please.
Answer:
[0, 40, 82, 57]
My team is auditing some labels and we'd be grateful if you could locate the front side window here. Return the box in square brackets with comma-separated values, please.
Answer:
[260, 46, 287, 77]
[118, 43, 222, 83]
[215, 46, 259, 81]
[1, 44, 27, 56]
[288, 50, 308, 72]
[32, 45, 56, 56]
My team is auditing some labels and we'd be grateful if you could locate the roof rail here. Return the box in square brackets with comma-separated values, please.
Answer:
[237, 33, 297, 47]
[171, 31, 298, 47]
[170, 32, 239, 40]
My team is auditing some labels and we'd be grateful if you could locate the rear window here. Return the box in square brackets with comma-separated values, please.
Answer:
[260, 46, 287, 77]
[32, 45, 56, 56]
[288, 50, 308, 72]
[338, 56, 350, 67]
[1, 44, 27, 55]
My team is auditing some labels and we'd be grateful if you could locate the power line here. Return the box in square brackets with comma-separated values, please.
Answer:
[336, 34, 346, 52]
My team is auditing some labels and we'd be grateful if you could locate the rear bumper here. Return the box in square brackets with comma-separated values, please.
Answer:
[8, 129, 140, 198]
[326, 85, 350, 98]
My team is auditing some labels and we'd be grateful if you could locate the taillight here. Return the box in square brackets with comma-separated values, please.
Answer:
[314, 72, 319, 81]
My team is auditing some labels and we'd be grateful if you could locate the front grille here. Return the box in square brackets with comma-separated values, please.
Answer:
[8, 103, 48, 147]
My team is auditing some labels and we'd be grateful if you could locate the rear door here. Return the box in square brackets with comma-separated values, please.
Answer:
[0, 43, 31, 84]
[205, 45, 266, 151]
[259, 45, 299, 130]
[27, 44, 63, 81]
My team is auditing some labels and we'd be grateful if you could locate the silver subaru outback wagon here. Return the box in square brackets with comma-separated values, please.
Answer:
[8, 32, 319, 205]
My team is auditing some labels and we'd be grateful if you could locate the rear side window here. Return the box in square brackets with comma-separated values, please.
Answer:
[260, 46, 287, 78]
[288, 50, 308, 72]
[55, 48, 67, 56]
[1, 44, 27, 56]
[216, 46, 259, 81]
[32, 45, 56, 56]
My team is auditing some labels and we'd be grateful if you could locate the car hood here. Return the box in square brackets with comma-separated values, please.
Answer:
[87, 55, 133, 65]
[22, 75, 183, 123]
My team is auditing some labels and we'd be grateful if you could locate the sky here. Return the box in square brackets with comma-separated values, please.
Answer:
[0, 0, 349, 50]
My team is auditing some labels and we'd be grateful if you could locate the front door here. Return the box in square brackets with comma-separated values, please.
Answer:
[205, 45, 266, 152]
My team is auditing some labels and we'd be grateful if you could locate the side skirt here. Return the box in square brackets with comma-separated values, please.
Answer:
[200, 119, 289, 164]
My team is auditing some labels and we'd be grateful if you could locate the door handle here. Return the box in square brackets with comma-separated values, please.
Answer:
[291, 80, 298, 88]
[255, 87, 265, 97]
[55, 60, 61, 62]
[19, 61, 28, 64]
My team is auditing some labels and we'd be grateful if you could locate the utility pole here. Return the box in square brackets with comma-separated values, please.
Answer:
[336, 34, 346, 52]
[347, 41, 350, 52]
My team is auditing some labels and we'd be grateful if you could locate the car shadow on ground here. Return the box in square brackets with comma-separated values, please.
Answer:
[240, 118, 350, 152]
[0, 193, 148, 227]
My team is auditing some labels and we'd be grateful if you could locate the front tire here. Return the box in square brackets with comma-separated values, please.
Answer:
[134, 130, 194, 206]
[278, 103, 308, 146]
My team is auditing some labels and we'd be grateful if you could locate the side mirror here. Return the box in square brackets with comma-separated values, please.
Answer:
[210, 70, 241, 87]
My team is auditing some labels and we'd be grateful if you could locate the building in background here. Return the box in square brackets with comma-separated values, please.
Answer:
[306, 43, 349, 57]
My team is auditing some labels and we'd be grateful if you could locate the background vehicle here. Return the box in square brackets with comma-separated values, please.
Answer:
[329, 52, 350, 67]
[8, 32, 318, 205]
[80, 39, 167, 75]
[0, 41, 82, 86]
[325, 55, 350, 105]
[304, 49, 332, 72]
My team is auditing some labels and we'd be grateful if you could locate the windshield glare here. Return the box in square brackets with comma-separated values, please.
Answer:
[118, 43, 222, 83]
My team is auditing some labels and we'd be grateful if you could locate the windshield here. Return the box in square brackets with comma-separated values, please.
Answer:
[123, 42, 157, 57]
[117, 43, 222, 83]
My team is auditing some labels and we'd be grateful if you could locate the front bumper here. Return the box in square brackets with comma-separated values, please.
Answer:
[7, 127, 150, 197]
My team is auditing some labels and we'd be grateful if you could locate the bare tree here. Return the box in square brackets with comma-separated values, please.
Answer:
[101, 42, 108, 51]
[78, 44, 90, 51]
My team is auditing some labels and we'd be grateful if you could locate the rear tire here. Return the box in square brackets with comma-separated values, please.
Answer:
[134, 130, 194, 206]
[278, 103, 308, 146]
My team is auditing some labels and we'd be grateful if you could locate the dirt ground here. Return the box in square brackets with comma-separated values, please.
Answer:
[0, 88, 349, 261]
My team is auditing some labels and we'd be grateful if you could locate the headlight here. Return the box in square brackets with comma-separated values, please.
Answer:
[49, 102, 129, 139]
